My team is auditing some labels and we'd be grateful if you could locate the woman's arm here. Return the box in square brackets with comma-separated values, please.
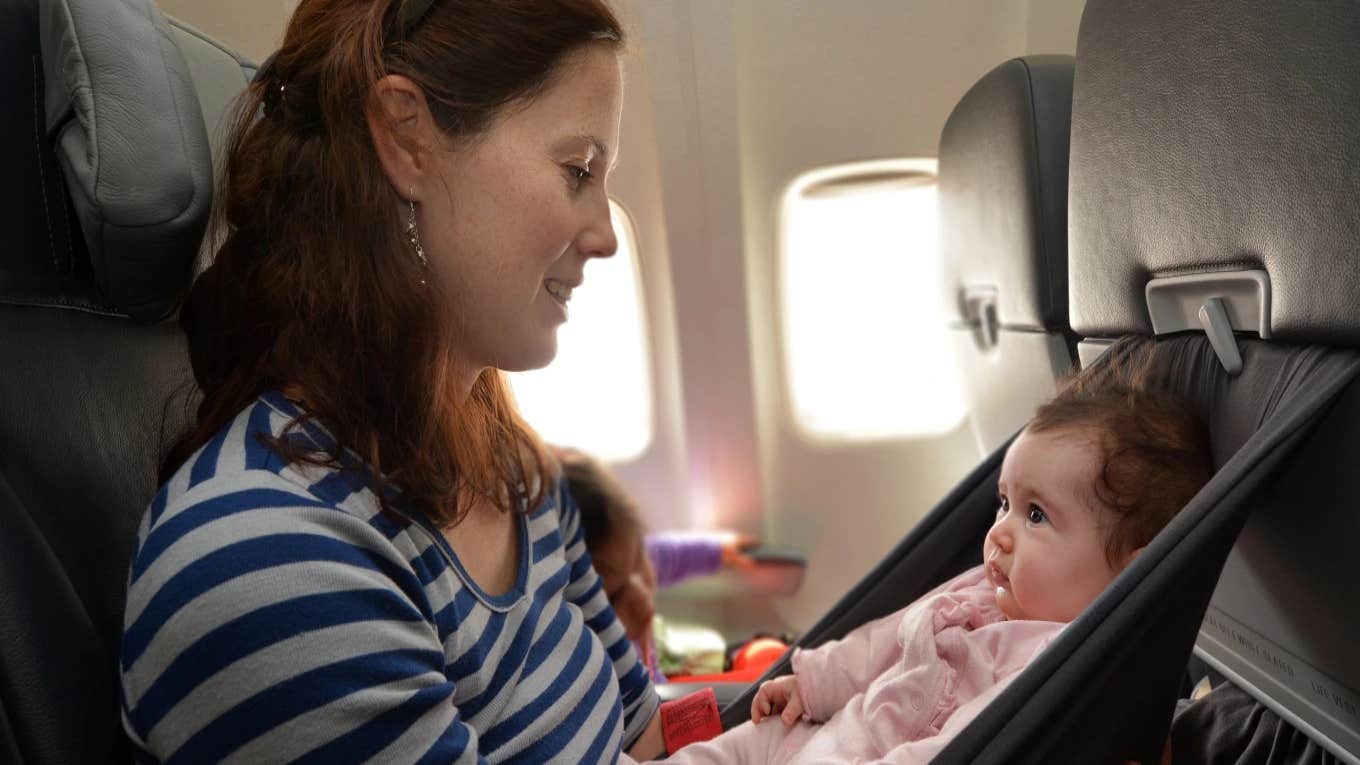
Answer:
[626, 711, 665, 761]
[558, 481, 663, 753]
[121, 483, 490, 763]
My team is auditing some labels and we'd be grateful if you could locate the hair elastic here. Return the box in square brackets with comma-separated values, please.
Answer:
[386, 0, 439, 43]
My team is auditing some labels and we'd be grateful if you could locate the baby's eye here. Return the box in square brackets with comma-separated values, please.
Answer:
[997, 495, 1010, 514]
[1027, 505, 1048, 525]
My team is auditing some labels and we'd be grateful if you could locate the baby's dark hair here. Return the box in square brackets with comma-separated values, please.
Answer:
[1028, 339, 1213, 567]
[555, 447, 643, 557]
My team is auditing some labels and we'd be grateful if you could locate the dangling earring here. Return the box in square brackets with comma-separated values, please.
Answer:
[405, 191, 429, 285]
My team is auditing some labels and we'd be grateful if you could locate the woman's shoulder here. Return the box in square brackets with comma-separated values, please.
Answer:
[137, 394, 415, 591]
[158, 392, 384, 517]
[120, 399, 443, 758]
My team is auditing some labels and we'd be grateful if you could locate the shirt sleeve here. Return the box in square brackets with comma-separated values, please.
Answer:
[644, 532, 725, 589]
[790, 608, 907, 723]
[558, 479, 662, 750]
[120, 479, 490, 764]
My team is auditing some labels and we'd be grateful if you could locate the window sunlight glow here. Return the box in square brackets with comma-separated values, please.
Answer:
[782, 161, 966, 441]
[509, 201, 653, 462]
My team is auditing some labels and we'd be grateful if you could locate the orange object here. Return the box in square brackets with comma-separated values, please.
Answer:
[668, 637, 789, 685]
[732, 637, 788, 672]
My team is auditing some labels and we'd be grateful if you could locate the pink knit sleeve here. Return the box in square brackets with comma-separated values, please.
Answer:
[790, 566, 997, 725]
[790, 608, 908, 723]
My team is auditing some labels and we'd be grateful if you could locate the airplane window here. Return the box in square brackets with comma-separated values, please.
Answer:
[509, 200, 654, 461]
[781, 160, 966, 441]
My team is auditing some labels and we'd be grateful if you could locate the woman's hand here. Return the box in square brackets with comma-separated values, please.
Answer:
[751, 675, 805, 725]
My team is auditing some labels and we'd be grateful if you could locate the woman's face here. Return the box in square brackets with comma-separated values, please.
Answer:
[422, 45, 624, 373]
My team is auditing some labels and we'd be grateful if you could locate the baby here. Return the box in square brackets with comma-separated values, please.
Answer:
[632, 374, 1212, 764]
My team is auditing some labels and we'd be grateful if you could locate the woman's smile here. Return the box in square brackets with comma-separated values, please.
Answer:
[544, 277, 577, 306]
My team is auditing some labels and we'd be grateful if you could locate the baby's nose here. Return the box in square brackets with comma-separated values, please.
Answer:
[986, 518, 1014, 553]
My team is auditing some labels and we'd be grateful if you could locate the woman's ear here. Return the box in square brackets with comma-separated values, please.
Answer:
[367, 74, 437, 201]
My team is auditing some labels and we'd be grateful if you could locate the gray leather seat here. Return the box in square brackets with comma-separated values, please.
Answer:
[0, 0, 250, 761]
[938, 55, 1076, 454]
[1064, 1, 1360, 759]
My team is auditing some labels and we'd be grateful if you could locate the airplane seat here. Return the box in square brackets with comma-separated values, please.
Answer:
[938, 0, 1360, 759]
[0, 0, 249, 761]
[1033, 0, 1360, 759]
[159, 14, 256, 275]
[724, 2, 1360, 762]
[938, 55, 1076, 454]
[162, 16, 258, 160]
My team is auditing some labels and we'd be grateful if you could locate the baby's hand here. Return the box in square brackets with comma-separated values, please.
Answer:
[751, 675, 805, 726]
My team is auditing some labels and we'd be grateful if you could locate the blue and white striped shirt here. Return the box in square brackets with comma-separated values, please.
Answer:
[119, 392, 659, 762]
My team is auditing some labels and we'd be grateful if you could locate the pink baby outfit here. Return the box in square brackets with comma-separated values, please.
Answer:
[629, 565, 1063, 764]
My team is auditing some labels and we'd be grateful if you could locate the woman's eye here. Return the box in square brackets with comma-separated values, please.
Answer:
[566, 164, 592, 186]
[1027, 505, 1048, 525]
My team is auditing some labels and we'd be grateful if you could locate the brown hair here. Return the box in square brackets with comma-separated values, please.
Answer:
[1028, 339, 1213, 566]
[555, 447, 644, 557]
[164, 0, 624, 524]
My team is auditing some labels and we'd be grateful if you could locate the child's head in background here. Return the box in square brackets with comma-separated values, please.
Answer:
[557, 447, 657, 643]
[986, 351, 1213, 623]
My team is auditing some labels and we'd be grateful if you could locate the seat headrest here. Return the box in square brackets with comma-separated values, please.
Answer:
[22, 0, 213, 321]
[939, 55, 1074, 333]
[163, 17, 256, 168]
[1069, 0, 1360, 346]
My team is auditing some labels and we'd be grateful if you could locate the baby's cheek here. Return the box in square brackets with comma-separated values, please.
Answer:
[1050, 565, 1110, 621]
[1021, 560, 1080, 622]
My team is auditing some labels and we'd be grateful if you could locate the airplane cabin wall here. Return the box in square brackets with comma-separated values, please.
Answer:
[627, 0, 1088, 635]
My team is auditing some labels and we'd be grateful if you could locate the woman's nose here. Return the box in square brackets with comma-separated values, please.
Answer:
[579, 197, 618, 260]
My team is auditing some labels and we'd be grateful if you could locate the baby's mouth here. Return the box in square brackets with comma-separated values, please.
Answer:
[987, 561, 1011, 592]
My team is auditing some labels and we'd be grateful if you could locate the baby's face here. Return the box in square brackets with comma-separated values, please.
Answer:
[984, 426, 1134, 623]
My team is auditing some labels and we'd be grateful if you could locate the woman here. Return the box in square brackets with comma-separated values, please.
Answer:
[118, 0, 664, 761]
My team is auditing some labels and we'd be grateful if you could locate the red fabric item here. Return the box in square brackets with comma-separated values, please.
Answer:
[660, 687, 724, 754]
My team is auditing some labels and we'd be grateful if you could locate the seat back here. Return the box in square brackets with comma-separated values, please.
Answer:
[0, 0, 249, 761]
[1057, 0, 1360, 759]
[938, 55, 1076, 454]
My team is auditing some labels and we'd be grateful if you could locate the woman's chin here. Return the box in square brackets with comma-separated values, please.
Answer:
[493, 335, 560, 373]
